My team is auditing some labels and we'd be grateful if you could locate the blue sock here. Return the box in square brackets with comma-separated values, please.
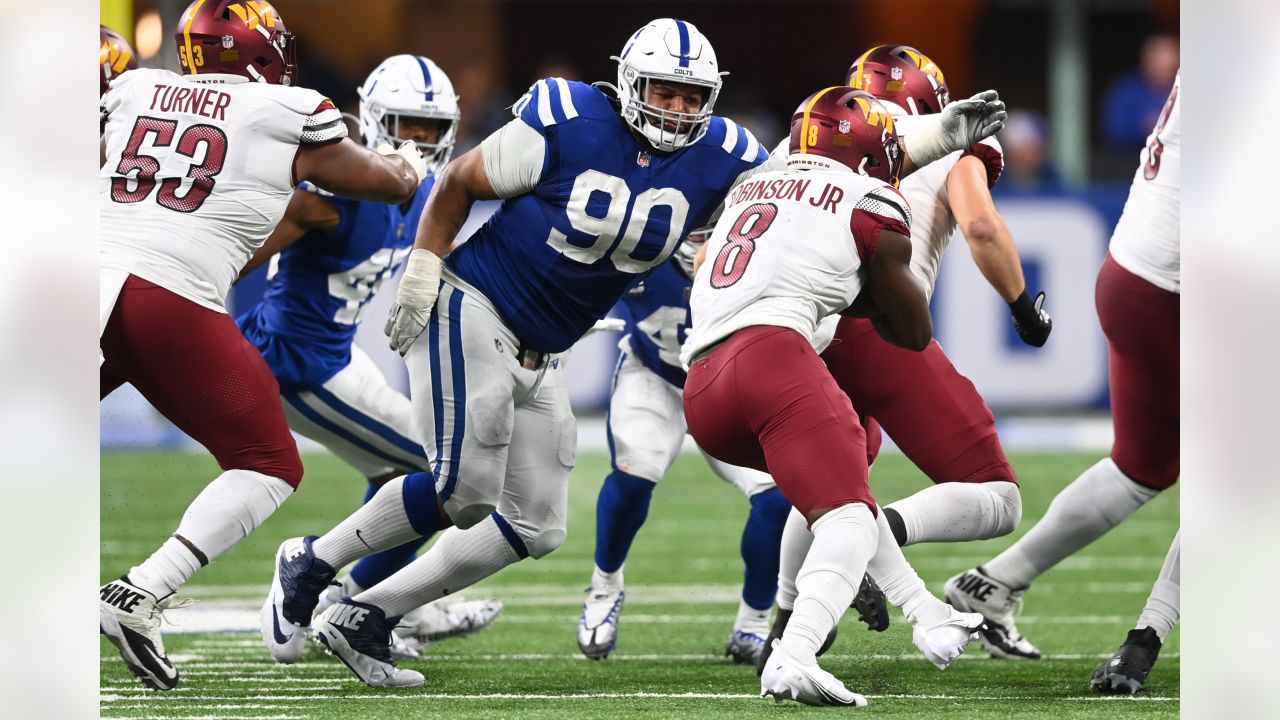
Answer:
[349, 473, 443, 589]
[741, 487, 791, 610]
[594, 470, 656, 573]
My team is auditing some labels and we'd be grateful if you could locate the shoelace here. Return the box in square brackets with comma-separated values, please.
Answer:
[155, 597, 195, 627]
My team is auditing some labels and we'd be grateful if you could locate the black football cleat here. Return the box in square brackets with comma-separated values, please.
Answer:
[1091, 627, 1162, 694]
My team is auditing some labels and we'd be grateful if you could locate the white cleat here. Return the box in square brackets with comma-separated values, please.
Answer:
[944, 566, 1042, 660]
[577, 585, 625, 660]
[100, 576, 180, 691]
[261, 536, 336, 664]
[912, 609, 985, 670]
[759, 640, 868, 707]
[314, 599, 424, 688]
[726, 626, 769, 665]
[390, 598, 504, 659]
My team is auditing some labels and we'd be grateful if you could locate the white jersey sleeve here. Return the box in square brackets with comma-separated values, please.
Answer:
[99, 69, 342, 311]
[896, 135, 1003, 300]
[1108, 72, 1180, 293]
[481, 118, 547, 199]
[684, 168, 909, 361]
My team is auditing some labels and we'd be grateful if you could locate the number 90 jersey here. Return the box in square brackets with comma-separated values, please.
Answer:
[446, 78, 767, 354]
[685, 167, 911, 361]
[100, 68, 345, 312]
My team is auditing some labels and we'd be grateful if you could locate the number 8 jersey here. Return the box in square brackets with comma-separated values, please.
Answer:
[446, 78, 767, 354]
[685, 166, 911, 361]
[100, 68, 346, 312]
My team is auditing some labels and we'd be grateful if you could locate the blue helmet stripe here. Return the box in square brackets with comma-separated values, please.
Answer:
[675, 20, 691, 68]
[415, 56, 434, 101]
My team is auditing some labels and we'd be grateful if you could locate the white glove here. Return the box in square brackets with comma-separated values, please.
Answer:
[384, 248, 443, 355]
[899, 90, 1007, 168]
[378, 140, 429, 187]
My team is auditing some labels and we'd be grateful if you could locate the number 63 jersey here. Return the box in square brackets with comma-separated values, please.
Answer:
[685, 166, 911, 361]
[100, 68, 345, 313]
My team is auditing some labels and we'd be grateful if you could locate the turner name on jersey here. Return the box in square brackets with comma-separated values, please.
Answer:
[100, 68, 346, 312]
[446, 78, 767, 354]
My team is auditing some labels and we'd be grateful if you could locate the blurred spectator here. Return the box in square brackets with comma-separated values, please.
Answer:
[993, 110, 1062, 195]
[1100, 33, 1179, 151]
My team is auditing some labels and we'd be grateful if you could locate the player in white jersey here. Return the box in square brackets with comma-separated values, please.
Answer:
[99, 0, 427, 691]
[684, 87, 986, 707]
[947, 71, 1181, 664]
[762, 45, 1052, 666]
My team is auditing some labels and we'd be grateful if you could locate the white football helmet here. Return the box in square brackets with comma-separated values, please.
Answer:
[357, 54, 460, 177]
[674, 224, 713, 277]
[610, 19, 725, 152]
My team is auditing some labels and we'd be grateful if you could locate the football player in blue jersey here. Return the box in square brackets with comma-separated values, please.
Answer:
[577, 226, 793, 664]
[261, 18, 1007, 687]
[241, 55, 499, 663]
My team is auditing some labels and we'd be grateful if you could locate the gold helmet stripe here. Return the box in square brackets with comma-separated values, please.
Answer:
[182, 0, 210, 75]
[800, 86, 843, 154]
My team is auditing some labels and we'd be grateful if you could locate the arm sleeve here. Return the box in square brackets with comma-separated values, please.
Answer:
[850, 185, 912, 261]
[961, 136, 1004, 189]
[481, 118, 548, 199]
[301, 99, 347, 145]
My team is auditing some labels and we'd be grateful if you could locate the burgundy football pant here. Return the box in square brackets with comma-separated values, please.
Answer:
[1096, 253, 1180, 489]
[684, 325, 876, 518]
[101, 275, 303, 487]
[821, 317, 1016, 485]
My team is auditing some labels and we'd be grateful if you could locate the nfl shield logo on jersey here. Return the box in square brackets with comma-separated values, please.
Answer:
[636, 151, 651, 168]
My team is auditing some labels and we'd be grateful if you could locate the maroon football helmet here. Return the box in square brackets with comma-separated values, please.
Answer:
[100, 25, 139, 95]
[847, 45, 950, 116]
[174, 0, 296, 85]
[788, 87, 903, 185]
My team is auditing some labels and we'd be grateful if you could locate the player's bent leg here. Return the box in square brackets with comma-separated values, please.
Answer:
[102, 278, 301, 685]
[883, 480, 1022, 546]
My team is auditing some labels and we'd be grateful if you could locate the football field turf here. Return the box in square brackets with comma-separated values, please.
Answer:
[102, 449, 1179, 719]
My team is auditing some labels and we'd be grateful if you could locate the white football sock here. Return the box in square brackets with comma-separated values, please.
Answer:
[1136, 531, 1180, 641]
[775, 507, 812, 611]
[866, 510, 950, 627]
[735, 598, 771, 633]
[312, 475, 423, 569]
[129, 469, 292, 598]
[356, 515, 520, 618]
[885, 480, 1022, 545]
[983, 458, 1159, 589]
[591, 564, 624, 592]
[779, 503, 877, 665]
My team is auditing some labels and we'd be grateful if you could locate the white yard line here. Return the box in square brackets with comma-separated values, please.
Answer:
[101, 691, 1176, 704]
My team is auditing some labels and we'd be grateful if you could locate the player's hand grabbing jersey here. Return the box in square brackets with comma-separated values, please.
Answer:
[685, 169, 910, 360]
[446, 78, 767, 354]
[100, 68, 346, 312]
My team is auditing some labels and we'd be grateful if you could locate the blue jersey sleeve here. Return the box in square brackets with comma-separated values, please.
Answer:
[703, 116, 770, 168]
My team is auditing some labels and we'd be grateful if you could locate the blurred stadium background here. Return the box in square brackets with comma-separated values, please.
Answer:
[99, 0, 1179, 453]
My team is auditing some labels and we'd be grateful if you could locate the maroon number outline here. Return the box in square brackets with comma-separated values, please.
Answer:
[109, 117, 229, 212]
[1143, 83, 1178, 181]
[709, 202, 778, 289]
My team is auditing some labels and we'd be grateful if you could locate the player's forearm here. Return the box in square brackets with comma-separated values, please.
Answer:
[329, 155, 418, 203]
[965, 217, 1026, 303]
[413, 170, 475, 259]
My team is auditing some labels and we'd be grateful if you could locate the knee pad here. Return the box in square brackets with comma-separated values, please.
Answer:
[448, 500, 498, 530]
[983, 481, 1023, 538]
[495, 512, 565, 559]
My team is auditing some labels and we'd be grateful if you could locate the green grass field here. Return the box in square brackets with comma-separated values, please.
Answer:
[102, 449, 1179, 719]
